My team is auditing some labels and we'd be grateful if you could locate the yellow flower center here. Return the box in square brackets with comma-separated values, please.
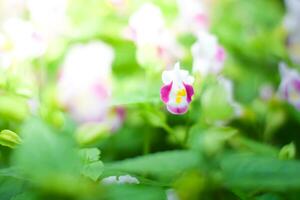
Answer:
[175, 89, 186, 104]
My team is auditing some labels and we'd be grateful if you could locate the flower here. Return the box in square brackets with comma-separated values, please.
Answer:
[58, 41, 124, 129]
[0, 18, 46, 68]
[109, 0, 128, 11]
[284, 0, 300, 64]
[101, 175, 139, 185]
[192, 31, 226, 76]
[26, 0, 68, 40]
[128, 3, 183, 68]
[0, 0, 26, 22]
[218, 77, 242, 117]
[160, 62, 194, 115]
[128, 3, 165, 46]
[201, 76, 242, 124]
[259, 84, 275, 101]
[278, 62, 300, 110]
[176, 0, 209, 35]
[166, 189, 180, 200]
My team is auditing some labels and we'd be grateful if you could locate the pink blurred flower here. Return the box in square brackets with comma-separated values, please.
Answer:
[259, 84, 275, 101]
[176, 0, 210, 35]
[218, 77, 242, 118]
[284, 0, 300, 64]
[128, 3, 164, 46]
[128, 3, 183, 68]
[192, 31, 226, 76]
[0, 18, 46, 68]
[278, 62, 300, 110]
[0, 0, 26, 22]
[58, 41, 124, 130]
[26, 0, 68, 40]
[160, 62, 194, 115]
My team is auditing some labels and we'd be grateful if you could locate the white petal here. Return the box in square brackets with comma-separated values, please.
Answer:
[162, 70, 174, 85]
[118, 175, 140, 184]
[101, 176, 118, 185]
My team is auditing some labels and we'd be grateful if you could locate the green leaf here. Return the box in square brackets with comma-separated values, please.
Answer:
[0, 176, 26, 200]
[188, 126, 237, 155]
[79, 148, 104, 181]
[221, 153, 300, 191]
[279, 142, 296, 160]
[0, 130, 21, 148]
[105, 150, 202, 180]
[11, 118, 83, 193]
[106, 185, 166, 200]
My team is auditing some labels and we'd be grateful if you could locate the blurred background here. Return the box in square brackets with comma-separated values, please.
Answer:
[0, 0, 300, 199]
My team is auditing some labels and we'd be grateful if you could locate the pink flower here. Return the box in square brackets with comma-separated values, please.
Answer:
[127, 3, 183, 68]
[58, 41, 124, 130]
[284, 0, 300, 64]
[160, 62, 194, 115]
[0, 18, 46, 68]
[278, 62, 300, 110]
[176, 0, 210, 35]
[192, 31, 226, 76]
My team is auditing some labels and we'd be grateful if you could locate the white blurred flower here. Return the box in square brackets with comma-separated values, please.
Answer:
[101, 175, 139, 185]
[166, 189, 180, 200]
[218, 77, 243, 117]
[26, 0, 68, 39]
[4, 18, 46, 58]
[192, 31, 225, 76]
[278, 62, 300, 110]
[259, 84, 275, 101]
[176, 0, 209, 35]
[284, 0, 300, 34]
[128, 3, 183, 68]
[109, 0, 128, 11]
[0, 18, 46, 68]
[129, 3, 164, 46]
[157, 30, 184, 67]
[58, 41, 115, 123]
[101, 176, 118, 185]
[284, 0, 300, 64]
[0, 0, 25, 22]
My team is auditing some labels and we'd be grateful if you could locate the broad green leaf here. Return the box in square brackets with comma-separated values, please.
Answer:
[221, 153, 300, 191]
[105, 185, 166, 200]
[0, 176, 26, 200]
[12, 118, 82, 193]
[188, 126, 237, 155]
[230, 136, 279, 156]
[105, 150, 202, 180]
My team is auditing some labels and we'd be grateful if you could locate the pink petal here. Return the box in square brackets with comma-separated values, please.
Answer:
[293, 79, 300, 92]
[194, 13, 209, 28]
[160, 82, 173, 103]
[167, 104, 188, 115]
[215, 46, 225, 62]
[93, 83, 109, 98]
[184, 83, 194, 103]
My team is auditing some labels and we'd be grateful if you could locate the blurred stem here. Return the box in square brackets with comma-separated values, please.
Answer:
[162, 123, 182, 145]
[143, 130, 151, 155]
